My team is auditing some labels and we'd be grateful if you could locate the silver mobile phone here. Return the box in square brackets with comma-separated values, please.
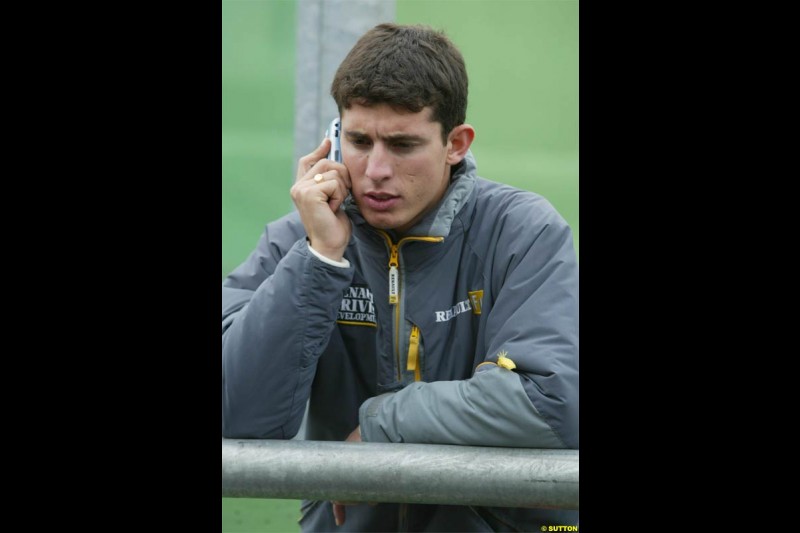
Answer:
[325, 117, 342, 163]
[325, 117, 350, 207]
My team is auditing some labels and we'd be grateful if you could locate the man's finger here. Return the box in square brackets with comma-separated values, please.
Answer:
[311, 137, 331, 160]
[332, 502, 345, 527]
[297, 138, 332, 179]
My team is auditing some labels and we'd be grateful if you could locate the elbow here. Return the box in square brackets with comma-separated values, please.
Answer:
[222, 389, 297, 440]
[517, 373, 579, 449]
[221, 409, 292, 440]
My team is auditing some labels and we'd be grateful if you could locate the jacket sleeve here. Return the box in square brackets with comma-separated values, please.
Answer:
[359, 198, 579, 449]
[222, 212, 355, 439]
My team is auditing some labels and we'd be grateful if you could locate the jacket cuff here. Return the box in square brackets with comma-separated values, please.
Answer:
[307, 242, 351, 268]
[358, 392, 396, 442]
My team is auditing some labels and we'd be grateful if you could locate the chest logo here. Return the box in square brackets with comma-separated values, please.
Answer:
[337, 284, 377, 327]
[468, 290, 484, 315]
[435, 289, 484, 323]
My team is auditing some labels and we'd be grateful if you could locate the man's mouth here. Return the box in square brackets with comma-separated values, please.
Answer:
[362, 192, 400, 211]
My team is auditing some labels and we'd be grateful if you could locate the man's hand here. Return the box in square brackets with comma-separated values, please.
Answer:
[290, 138, 352, 262]
[332, 426, 365, 527]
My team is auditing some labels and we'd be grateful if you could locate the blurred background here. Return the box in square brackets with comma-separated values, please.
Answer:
[222, 0, 577, 530]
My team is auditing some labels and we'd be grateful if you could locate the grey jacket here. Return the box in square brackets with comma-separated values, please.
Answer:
[222, 152, 579, 531]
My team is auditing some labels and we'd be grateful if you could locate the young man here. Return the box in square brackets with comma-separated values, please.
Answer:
[222, 23, 579, 531]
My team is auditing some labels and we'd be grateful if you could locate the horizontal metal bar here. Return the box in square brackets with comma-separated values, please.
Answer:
[222, 439, 578, 509]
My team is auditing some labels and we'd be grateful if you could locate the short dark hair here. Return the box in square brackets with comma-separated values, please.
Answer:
[331, 23, 468, 143]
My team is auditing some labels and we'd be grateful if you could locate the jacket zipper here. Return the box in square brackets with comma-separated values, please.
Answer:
[376, 231, 443, 381]
[406, 325, 421, 382]
[388, 244, 399, 304]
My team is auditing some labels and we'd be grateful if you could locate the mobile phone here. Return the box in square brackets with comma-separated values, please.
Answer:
[325, 117, 350, 207]
[325, 117, 342, 163]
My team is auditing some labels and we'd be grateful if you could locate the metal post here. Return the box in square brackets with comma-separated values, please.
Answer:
[222, 439, 579, 510]
[290, 0, 394, 438]
[293, 0, 395, 173]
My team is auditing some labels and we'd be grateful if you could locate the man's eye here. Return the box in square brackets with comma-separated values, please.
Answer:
[393, 142, 414, 150]
[352, 138, 370, 146]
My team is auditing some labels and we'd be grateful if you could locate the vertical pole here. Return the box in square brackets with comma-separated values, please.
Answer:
[291, 0, 395, 440]
[293, 0, 396, 173]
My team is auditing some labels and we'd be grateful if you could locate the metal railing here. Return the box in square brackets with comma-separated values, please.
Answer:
[222, 439, 579, 509]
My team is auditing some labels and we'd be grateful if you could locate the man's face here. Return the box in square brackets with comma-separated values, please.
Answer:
[341, 103, 452, 235]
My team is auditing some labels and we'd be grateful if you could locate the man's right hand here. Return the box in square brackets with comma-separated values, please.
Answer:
[290, 138, 352, 262]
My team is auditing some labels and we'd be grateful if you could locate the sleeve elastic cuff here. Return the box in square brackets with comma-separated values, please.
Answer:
[307, 242, 351, 268]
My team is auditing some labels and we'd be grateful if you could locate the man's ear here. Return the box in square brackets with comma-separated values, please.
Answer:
[446, 124, 476, 165]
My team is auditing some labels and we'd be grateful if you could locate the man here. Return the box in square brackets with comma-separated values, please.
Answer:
[222, 23, 578, 531]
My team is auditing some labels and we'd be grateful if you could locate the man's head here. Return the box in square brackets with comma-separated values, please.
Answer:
[332, 24, 475, 235]
[331, 23, 468, 144]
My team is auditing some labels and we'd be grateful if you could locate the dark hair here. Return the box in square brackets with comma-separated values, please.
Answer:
[331, 23, 468, 143]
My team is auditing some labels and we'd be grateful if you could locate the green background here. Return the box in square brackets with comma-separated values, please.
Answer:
[222, 0, 578, 531]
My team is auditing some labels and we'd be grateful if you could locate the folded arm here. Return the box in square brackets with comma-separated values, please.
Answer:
[359, 204, 579, 448]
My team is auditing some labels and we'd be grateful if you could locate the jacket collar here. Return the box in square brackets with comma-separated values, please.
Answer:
[345, 150, 478, 241]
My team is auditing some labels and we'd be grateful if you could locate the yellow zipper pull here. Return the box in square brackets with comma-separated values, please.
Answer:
[407, 325, 421, 381]
[497, 351, 517, 370]
[388, 244, 399, 304]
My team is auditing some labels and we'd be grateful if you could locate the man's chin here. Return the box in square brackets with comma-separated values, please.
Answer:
[362, 211, 400, 232]
[365, 217, 395, 231]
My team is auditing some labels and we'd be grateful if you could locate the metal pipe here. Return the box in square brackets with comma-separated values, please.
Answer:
[222, 439, 579, 510]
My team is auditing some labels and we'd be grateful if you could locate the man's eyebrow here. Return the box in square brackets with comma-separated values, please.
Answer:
[344, 131, 427, 143]
[384, 133, 427, 143]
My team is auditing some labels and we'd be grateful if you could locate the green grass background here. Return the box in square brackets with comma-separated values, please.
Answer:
[222, 1, 577, 531]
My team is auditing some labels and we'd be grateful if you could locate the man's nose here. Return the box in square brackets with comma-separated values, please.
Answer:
[365, 143, 392, 181]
